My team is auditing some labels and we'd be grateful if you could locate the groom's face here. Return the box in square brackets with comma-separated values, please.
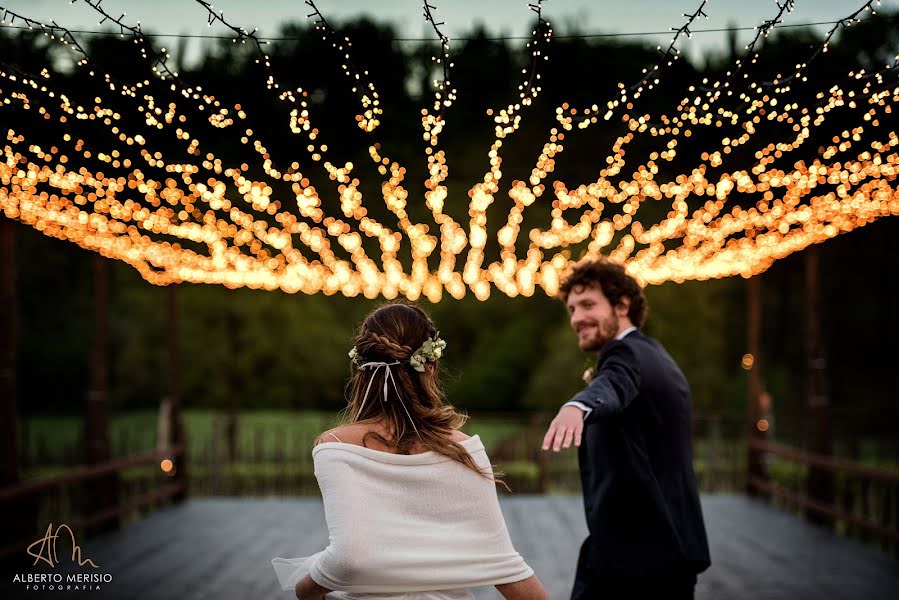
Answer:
[566, 284, 621, 352]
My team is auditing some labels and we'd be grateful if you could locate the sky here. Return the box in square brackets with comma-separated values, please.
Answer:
[2, 0, 897, 67]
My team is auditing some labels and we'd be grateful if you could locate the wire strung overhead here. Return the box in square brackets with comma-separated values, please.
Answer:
[3, 9, 895, 42]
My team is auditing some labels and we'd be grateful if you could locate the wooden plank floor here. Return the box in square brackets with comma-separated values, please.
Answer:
[4, 494, 897, 599]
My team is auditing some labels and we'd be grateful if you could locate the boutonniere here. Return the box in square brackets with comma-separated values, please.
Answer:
[582, 367, 595, 384]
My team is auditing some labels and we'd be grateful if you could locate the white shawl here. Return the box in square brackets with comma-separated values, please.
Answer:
[271, 435, 534, 594]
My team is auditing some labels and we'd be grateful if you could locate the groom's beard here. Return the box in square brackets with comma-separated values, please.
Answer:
[577, 314, 619, 352]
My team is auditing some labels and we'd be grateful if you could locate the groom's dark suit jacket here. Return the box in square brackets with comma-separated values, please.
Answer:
[570, 329, 710, 580]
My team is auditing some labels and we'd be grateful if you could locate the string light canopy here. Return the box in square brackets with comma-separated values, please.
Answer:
[0, 0, 896, 301]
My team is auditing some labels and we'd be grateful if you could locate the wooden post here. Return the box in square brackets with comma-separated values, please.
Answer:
[1, 216, 18, 493]
[167, 284, 188, 501]
[226, 306, 240, 464]
[709, 415, 721, 492]
[528, 414, 548, 494]
[746, 275, 768, 496]
[805, 245, 834, 526]
[84, 255, 118, 535]
[0, 214, 36, 568]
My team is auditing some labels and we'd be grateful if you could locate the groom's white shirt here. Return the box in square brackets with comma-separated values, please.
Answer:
[564, 326, 637, 418]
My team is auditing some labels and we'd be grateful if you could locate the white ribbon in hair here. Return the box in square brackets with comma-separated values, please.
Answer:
[356, 361, 421, 438]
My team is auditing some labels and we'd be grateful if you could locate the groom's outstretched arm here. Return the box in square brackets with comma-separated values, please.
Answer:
[542, 341, 640, 452]
[568, 341, 641, 418]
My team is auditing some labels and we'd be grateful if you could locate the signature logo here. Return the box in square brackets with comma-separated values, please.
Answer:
[26, 523, 99, 569]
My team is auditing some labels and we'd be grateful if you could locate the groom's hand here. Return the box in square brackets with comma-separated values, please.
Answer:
[542, 406, 585, 452]
[295, 575, 330, 600]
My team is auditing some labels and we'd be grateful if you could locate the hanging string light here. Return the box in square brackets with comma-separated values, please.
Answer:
[528, 0, 892, 264]
[303, 0, 382, 133]
[1, 0, 896, 301]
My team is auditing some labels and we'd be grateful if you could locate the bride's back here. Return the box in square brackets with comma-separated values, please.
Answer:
[274, 302, 548, 600]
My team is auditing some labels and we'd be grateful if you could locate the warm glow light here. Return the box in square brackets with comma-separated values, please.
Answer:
[160, 458, 174, 474]
[756, 419, 770, 432]
[0, 1, 895, 300]
[742, 354, 755, 370]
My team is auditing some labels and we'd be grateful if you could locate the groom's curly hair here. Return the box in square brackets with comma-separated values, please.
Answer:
[559, 259, 648, 328]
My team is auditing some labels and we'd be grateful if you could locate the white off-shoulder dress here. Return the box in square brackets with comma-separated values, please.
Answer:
[271, 434, 533, 600]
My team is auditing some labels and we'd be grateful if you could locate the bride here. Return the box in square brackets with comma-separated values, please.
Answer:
[272, 303, 548, 600]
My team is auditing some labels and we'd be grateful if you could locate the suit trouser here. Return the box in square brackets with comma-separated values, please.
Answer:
[570, 539, 697, 600]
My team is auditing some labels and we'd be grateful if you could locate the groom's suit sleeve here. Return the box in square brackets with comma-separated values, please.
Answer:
[567, 341, 641, 420]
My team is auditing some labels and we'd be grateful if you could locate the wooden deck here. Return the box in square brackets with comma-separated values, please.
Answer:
[4, 494, 897, 599]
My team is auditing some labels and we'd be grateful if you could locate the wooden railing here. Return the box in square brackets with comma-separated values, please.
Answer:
[748, 438, 899, 550]
[0, 444, 186, 561]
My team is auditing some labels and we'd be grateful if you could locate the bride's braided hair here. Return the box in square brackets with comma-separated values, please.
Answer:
[357, 330, 415, 362]
[338, 302, 504, 487]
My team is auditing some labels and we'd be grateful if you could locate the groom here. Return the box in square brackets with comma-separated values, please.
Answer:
[542, 259, 710, 599]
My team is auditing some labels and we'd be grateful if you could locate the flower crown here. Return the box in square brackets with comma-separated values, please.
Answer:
[349, 334, 447, 372]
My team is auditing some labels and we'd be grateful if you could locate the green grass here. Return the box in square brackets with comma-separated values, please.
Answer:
[20, 409, 530, 463]
[20, 409, 341, 463]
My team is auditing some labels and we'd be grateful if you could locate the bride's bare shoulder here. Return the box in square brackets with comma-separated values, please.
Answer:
[315, 424, 470, 448]
[315, 423, 381, 448]
[448, 430, 471, 443]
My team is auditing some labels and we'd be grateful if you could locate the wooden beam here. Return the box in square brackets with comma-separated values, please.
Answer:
[0, 214, 36, 570]
[226, 304, 240, 464]
[167, 283, 188, 501]
[0, 215, 17, 488]
[748, 476, 899, 544]
[0, 444, 185, 503]
[84, 255, 118, 535]
[0, 480, 186, 561]
[805, 245, 834, 525]
[746, 275, 769, 496]
[749, 439, 899, 485]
